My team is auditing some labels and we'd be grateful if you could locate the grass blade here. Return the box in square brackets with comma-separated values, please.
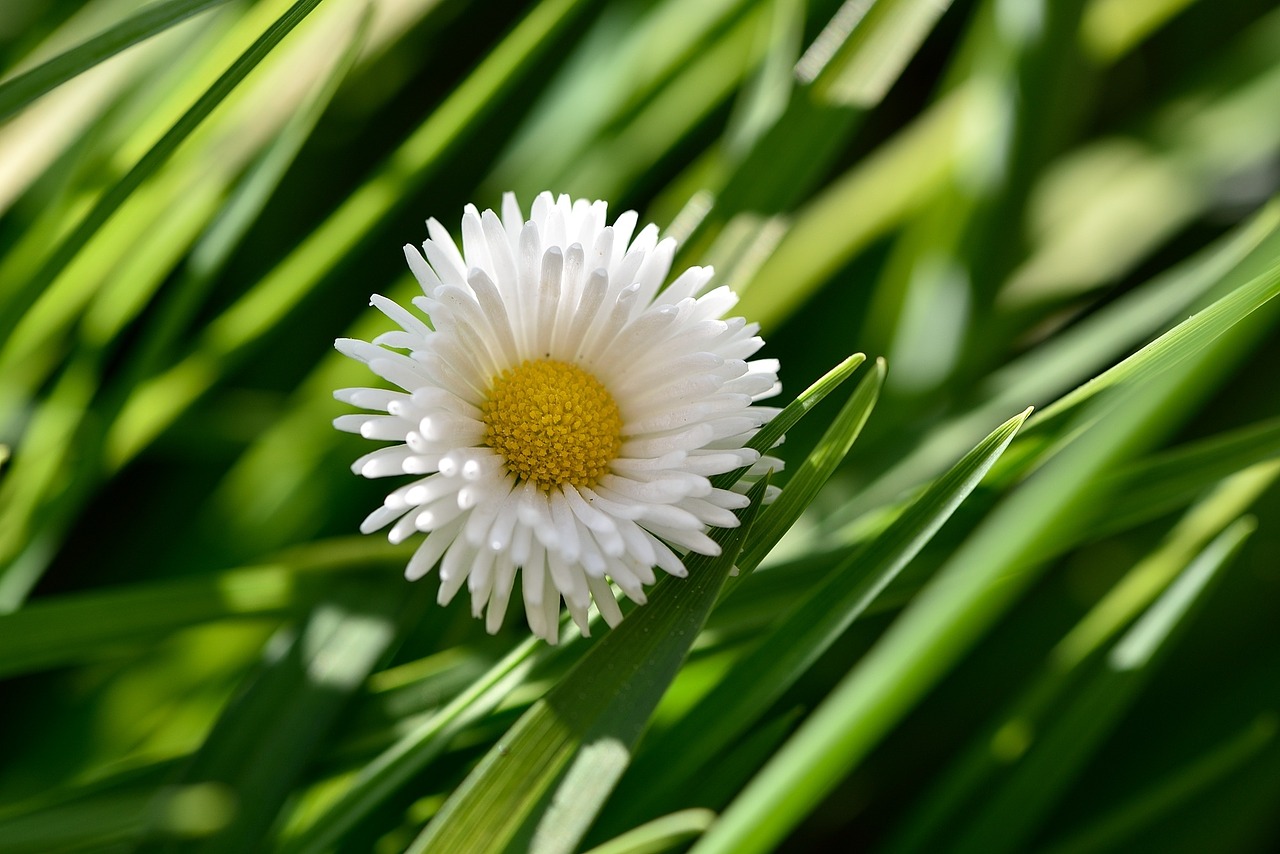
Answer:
[609, 403, 1029, 832]
[284, 636, 550, 854]
[0, 0, 329, 345]
[947, 517, 1254, 854]
[798, 0, 957, 106]
[0, 0, 234, 123]
[886, 462, 1276, 852]
[137, 581, 427, 853]
[690, 340, 1212, 854]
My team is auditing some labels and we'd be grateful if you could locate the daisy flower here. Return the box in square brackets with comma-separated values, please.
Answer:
[335, 192, 781, 643]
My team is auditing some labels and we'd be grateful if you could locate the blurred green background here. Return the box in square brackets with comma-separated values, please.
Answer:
[1, 0, 1279, 851]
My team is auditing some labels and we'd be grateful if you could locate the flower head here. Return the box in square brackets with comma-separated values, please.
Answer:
[335, 192, 780, 642]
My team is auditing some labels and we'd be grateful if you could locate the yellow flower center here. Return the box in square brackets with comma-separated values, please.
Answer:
[481, 359, 623, 490]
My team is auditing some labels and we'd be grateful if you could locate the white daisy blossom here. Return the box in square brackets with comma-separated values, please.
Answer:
[335, 192, 782, 643]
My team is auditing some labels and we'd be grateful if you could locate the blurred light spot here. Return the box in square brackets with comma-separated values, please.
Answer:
[158, 783, 236, 837]
[991, 719, 1033, 762]
[304, 604, 395, 689]
[995, 0, 1044, 46]
[888, 254, 970, 393]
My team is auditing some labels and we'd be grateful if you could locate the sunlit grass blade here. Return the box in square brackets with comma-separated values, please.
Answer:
[284, 636, 552, 854]
[607, 403, 1029, 833]
[405, 478, 769, 854]
[560, 6, 763, 198]
[1030, 257, 1280, 427]
[1081, 0, 1205, 60]
[664, 0, 957, 252]
[108, 1, 372, 380]
[1095, 420, 1280, 537]
[885, 463, 1276, 852]
[0, 538, 401, 678]
[0, 0, 234, 123]
[1056, 462, 1279, 670]
[136, 582, 428, 853]
[689, 343, 1210, 854]
[0, 4, 372, 611]
[104, 0, 594, 469]
[582, 809, 716, 854]
[797, 0, 957, 106]
[0, 0, 328, 344]
[832, 198, 1280, 521]
[735, 84, 980, 328]
[944, 517, 1254, 854]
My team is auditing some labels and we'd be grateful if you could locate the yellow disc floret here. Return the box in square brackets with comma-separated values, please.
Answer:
[481, 359, 623, 490]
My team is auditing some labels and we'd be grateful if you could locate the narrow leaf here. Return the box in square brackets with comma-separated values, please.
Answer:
[0, 0, 330, 344]
[0, 0, 234, 122]
[612, 404, 1030, 830]
[798, 0, 957, 106]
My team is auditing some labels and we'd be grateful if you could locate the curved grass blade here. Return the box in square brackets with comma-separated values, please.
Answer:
[0, 0, 329, 345]
[1030, 257, 1280, 427]
[581, 809, 716, 854]
[0, 0, 234, 123]
[0, 1, 373, 613]
[829, 198, 1280, 523]
[608, 404, 1030, 833]
[1095, 418, 1280, 538]
[798, 0, 957, 106]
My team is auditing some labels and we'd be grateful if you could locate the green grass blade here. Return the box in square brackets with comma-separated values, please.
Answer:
[104, 1, 372, 370]
[1040, 713, 1279, 854]
[947, 516, 1254, 854]
[0, 4, 372, 613]
[104, 0, 594, 469]
[885, 462, 1276, 853]
[0, 538, 401, 678]
[1030, 257, 1280, 427]
[0, 0, 234, 123]
[689, 346, 1208, 854]
[735, 84, 978, 328]
[137, 581, 426, 853]
[830, 197, 1280, 522]
[610, 404, 1029, 831]
[1094, 419, 1280, 537]
[734, 357, 886, 575]
[0, 0, 329, 345]
[405, 478, 769, 854]
[582, 809, 716, 854]
[798, 0, 957, 106]
[284, 636, 550, 854]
